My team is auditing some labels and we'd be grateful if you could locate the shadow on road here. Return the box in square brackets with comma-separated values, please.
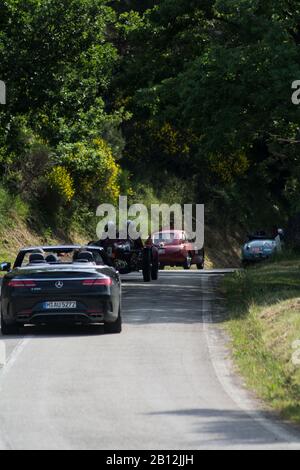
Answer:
[145, 408, 298, 447]
[0, 324, 109, 339]
[122, 272, 227, 325]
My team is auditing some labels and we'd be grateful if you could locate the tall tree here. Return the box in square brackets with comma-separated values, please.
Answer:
[0, 0, 118, 139]
[114, 0, 300, 224]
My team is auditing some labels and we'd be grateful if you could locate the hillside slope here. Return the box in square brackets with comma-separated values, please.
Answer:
[205, 226, 243, 269]
[0, 217, 243, 269]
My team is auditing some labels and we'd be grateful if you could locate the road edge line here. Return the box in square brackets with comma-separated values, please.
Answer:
[0, 337, 31, 450]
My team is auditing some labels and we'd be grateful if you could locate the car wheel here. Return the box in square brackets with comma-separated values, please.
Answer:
[183, 254, 192, 270]
[197, 262, 204, 270]
[1, 313, 19, 336]
[104, 309, 122, 335]
[143, 249, 152, 282]
[143, 265, 151, 282]
[151, 258, 159, 281]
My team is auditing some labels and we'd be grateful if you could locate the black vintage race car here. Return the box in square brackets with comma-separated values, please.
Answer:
[89, 238, 159, 282]
[0, 245, 122, 335]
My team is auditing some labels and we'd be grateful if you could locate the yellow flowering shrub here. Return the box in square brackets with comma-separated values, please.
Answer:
[157, 122, 190, 156]
[47, 166, 75, 202]
[93, 138, 121, 202]
[210, 151, 250, 183]
[57, 138, 121, 205]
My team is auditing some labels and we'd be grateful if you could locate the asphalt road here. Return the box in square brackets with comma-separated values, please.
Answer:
[0, 270, 300, 450]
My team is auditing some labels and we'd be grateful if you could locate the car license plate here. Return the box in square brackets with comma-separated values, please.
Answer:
[159, 249, 166, 255]
[252, 248, 261, 254]
[44, 301, 77, 310]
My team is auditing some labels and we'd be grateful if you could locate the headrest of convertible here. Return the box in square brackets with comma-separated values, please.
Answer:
[29, 253, 46, 264]
[45, 254, 59, 263]
[76, 251, 95, 263]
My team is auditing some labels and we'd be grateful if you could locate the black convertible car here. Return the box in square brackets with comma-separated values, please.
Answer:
[0, 245, 122, 335]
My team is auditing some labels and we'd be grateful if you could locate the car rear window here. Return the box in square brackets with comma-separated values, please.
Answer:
[21, 249, 104, 267]
[153, 232, 183, 244]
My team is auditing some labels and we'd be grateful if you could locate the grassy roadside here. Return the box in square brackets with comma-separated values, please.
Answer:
[223, 255, 300, 423]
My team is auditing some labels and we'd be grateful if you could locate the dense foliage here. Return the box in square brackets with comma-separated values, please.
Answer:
[1, 0, 300, 235]
[114, 0, 300, 229]
[0, 0, 126, 233]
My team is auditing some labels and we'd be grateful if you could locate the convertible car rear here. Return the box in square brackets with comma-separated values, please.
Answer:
[0, 246, 122, 335]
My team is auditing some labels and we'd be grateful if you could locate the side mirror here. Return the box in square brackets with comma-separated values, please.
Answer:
[1, 262, 11, 272]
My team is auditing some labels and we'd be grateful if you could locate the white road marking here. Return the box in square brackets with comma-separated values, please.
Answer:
[0, 337, 31, 385]
[0, 336, 31, 450]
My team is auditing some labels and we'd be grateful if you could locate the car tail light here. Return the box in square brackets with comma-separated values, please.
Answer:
[87, 309, 104, 316]
[8, 280, 37, 288]
[18, 310, 32, 316]
[82, 278, 112, 287]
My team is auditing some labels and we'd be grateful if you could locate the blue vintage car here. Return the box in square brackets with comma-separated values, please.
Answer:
[242, 233, 280, 266]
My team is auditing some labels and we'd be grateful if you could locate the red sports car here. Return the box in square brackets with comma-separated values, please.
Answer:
[150, 230, 205, 270]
